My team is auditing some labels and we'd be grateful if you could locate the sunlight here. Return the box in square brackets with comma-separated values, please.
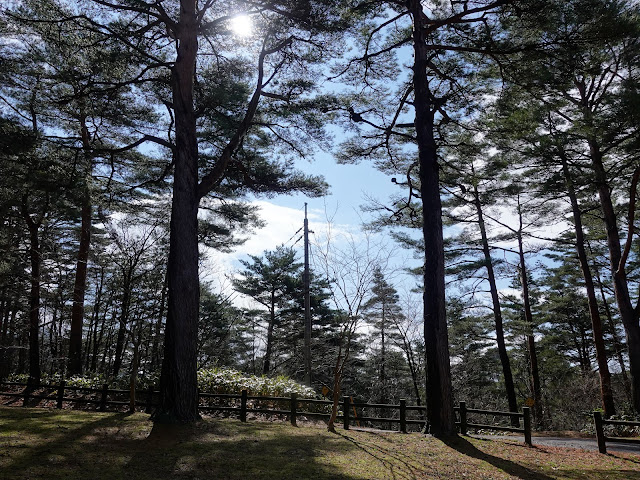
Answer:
[229, 15, 253, 37]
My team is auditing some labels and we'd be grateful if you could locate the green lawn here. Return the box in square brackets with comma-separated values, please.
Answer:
[1, 406, 639, 479]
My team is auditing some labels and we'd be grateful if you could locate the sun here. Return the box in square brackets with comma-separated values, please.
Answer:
[229, 15, 253, 37]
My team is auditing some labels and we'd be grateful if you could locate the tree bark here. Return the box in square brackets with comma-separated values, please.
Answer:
[68, 189, 91, 375]
[586, 134, 640, 412]
[592, 257, 632, 403]
[154, 0, 201, 423]
[560, 154, 616, 416]
[409, 0, 455, 436]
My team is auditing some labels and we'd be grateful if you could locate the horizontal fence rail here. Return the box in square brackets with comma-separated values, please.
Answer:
[0, 382, 531, 444]
[455, 401, 531, 446]
[593, 411, 640, 454]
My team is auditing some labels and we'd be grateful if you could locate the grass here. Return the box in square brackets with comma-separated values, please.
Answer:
[1, 407, 639, 479]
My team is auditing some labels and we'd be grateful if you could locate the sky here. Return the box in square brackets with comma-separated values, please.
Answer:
[202, 146, 423, 303]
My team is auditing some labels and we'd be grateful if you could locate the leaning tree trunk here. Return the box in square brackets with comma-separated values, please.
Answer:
[472, 183, 519, 425]
[560, 154, 616, 416]
[587, 133, 640, 413]
[154, 0, 201, 424]
[410, 0, 455, 436]
[593, 261, 632, 403]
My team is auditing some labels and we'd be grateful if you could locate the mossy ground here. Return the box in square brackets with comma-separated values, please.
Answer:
[1, 406, 639, 479]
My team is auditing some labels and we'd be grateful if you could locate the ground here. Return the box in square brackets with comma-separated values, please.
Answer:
[1, 406, 639, 479]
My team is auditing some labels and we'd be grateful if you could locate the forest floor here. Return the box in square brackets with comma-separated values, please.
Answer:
[1, 406, 639, 480]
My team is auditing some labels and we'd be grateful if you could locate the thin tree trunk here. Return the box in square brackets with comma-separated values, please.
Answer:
[155, 0, 200, 423]
[92, 293, 112, 373]
[514, 202, 544, 426]
[472, 182, 519, 424]
[592, 257, 632, 402]
[263, 295, 276, 375]
[410, 0, 454, 436]
[588, 140, 640, 411]
[151, 272, 168, 371]
[0, 298, 11, 380]
[560, 154, 616, 416]
[112, 271, 132, 378]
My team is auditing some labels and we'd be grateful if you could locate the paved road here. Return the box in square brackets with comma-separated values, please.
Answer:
[472, 434, 640, 454]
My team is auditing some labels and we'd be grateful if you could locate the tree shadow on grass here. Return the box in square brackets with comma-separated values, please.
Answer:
[124, 420, 363, 480]
[0, 408, 141, 479]
[441, 435, 556, 480]
[0, 408, 363, 480]
[335, 430, 423, 480]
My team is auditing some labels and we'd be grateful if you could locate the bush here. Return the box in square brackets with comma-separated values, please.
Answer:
[197, 368, 316, 397]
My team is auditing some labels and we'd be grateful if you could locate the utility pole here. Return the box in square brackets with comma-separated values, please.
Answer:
[303, 203, 312, 386]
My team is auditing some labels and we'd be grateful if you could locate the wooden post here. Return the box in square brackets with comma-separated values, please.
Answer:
[594, 411, 607, 454]
[523, 407, 532, 446]
[343, 396, 350, 430]
[99, 383, 108, 412]
[290, 393, 297, 426]
[240, 390, 247, 422]
[459, 401, 467, 436]
[145, 387, 154, 414]
[56, 379, 65, 409]
[399, 399, 407, 434]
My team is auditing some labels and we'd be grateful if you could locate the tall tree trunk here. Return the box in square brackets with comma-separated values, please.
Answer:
[410, 0, 455, 436]
[587, 136, 640, 412]
[112, 271, 132, 378]
[151, 272, 168, 371]
[84, 267, 105, 371]
[155, 0, 201, 423]
[22, 195, 41, 385]
[0, 298, 11, 380]
[263, 294, 276, 375]
[560, 154, 616, 416]
[514, 202, 544, 426]
[92, 296, 111, 373]
[380, 312, 386, 404]
[472, 182, 519, 424]
[68, 188, 91, 375]
[591, 256, 632, 403]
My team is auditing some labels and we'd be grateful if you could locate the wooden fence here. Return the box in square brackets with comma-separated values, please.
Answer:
[0, 381, 531, 443]
[593, 411, 640, 454]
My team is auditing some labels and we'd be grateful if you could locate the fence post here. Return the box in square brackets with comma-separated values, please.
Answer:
[240, 390, 247, 422]
[399, 399, 407, 434]
[56, 379, 65, 409]
[343, 396, 350, 430]
[99, 383, 108, 412]
[523, 407, 532, 446]
[459, 401, 467, 436]
[145, 387, 154, 414]
[594, 411, 607, 454]
[290, 393, 297, 426]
